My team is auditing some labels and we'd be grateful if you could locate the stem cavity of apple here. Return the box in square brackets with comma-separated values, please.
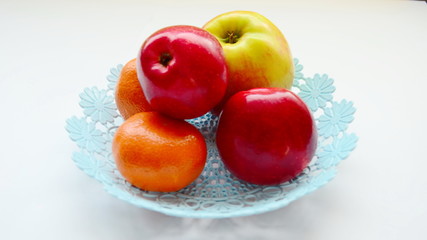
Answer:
[159, 52, 173, 67]
[224, 31, 240, 44]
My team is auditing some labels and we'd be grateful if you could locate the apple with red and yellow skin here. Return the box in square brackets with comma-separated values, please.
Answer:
[136, 25, 228, 119]
[216, 88, 317, 185]
[203, 11, 294, 113]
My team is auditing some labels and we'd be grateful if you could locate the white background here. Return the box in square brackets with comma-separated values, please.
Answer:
[1, 0, 427, 239]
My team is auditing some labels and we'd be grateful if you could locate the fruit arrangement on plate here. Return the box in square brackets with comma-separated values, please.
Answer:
[66, 11, 357, 218]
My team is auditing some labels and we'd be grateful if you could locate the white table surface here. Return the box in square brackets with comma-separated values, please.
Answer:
[1, 0, 427, 239]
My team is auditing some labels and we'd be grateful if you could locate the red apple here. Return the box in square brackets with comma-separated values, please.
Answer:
[136, 25, 228, 119]
[216, 88, 317, 185]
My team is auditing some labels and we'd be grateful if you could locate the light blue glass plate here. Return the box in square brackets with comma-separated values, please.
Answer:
[65, 58, 357, 218]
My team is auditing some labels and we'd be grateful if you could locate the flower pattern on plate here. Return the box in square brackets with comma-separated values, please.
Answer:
[298, 73, 335, 112]
[318, 99, 356, 138]
[79, 87, 118, 124]
[292, 58, 304, 88]
[106, 64, 123, 91]
[317, 133, 358, 169]
[65, 116, 106, 153]
[72, 152, 115, 185]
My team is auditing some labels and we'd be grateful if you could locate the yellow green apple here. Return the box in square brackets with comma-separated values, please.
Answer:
[203, 11, 294, 112]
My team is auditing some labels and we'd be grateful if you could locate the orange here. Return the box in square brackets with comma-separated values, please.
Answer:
[115, 58, 152, 119]
[112, 112, 207, 192]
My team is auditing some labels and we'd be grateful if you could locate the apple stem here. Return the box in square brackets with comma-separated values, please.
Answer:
[159, 53, 173, 67]
[225, 31, 239, 44]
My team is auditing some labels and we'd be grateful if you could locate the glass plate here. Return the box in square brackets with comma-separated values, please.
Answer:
[65, 58, 357, 218]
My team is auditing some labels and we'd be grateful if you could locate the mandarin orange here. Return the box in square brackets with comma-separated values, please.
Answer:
[115, 59, 152, 119]
[112, 112, 207, 192]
